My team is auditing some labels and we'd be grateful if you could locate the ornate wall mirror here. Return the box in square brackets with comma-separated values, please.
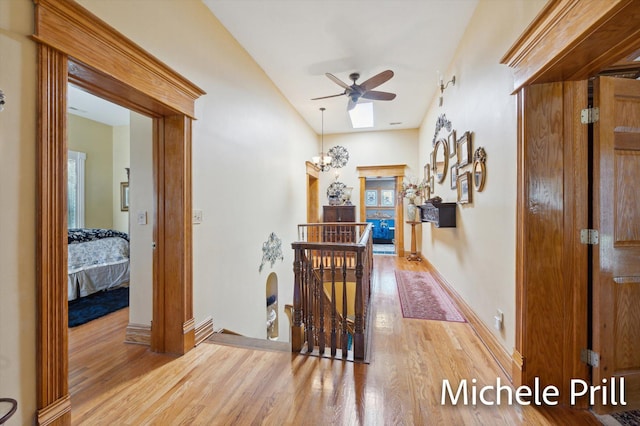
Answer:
[473, 147, 486, 191]
[434, 138, 449, 184]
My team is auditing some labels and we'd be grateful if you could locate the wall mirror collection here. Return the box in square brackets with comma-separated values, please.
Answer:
[428, 114, 487, 205]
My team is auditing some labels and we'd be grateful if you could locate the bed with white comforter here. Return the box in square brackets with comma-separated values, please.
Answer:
[67, 228, 130, 301]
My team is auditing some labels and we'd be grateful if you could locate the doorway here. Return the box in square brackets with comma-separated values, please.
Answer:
[356, 164, 407, 256]
[365, 177, 397, 255]
[34, 1, 205, 423]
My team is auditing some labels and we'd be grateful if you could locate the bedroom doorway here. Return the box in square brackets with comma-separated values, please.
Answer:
[66, 86, 155, 336]
[34, 1, 205, 423]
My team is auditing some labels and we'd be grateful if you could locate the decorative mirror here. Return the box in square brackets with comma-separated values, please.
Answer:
[434, 138, 449, 184]
[473, 147, 487, 191]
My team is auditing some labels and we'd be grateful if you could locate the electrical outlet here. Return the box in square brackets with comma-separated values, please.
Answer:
[193, 209, 203, 224]
[493, 309, 504, 331]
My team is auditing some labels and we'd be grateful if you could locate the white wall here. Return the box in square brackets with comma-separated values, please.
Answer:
[320, 129, 419, 247]
[128, 112, 154, 325]
[76, 0, 318, 340]
[417, 0, 546, 353]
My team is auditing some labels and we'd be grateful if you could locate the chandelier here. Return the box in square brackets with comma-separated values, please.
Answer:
[312, 107, 331, 171]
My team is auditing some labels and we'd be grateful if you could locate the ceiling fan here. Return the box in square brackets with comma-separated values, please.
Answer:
[312, 70, 396, 111]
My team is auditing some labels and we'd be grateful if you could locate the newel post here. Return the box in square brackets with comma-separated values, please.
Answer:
[291, 245, 303, 352]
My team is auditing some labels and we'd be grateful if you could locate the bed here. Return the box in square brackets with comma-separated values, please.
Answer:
[67, 228, 130, 301]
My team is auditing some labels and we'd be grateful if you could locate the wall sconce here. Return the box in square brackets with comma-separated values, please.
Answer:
[438, 75, 455, 107]
[0, 90, 5, 112]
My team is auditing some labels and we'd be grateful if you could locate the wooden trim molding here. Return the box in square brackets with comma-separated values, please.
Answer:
[511, 349, 525, 388]
[422, 256, 512, 381]
[36, 395, 71, 426]
[195, 317, 215, 346]
[34, 0, 204, 422]
[356, 164, 407, 178]
[33, 0, 205, 118]
[305, 161, 320, 178]
[155, 114, 195, 355]
[502, 0, 640, 91]
[125, 323, 152, 346]
[395, 176, 405, 257]
[306, 162, 320, 224]
[36, 43, 69, 424]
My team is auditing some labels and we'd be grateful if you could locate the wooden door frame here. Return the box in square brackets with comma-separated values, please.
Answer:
[502, 0, 640, 404]
[33, 0, 205, 424]
[356, 165, 407, 256]
[306, 161, 320, 223]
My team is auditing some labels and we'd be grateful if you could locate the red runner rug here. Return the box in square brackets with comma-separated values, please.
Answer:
[394, 270, 466, 322]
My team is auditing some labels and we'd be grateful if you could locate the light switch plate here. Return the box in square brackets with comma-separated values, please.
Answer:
[193, 209, 203, 224]
[137, 211, 147, 225]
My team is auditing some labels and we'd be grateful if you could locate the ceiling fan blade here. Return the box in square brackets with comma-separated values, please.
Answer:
[325, 73, 351, 90]
[347, 97, 358, 111]
[311, 93, 345, 100]
[359, 70, 394, 92]
[361, 91, 396, 101]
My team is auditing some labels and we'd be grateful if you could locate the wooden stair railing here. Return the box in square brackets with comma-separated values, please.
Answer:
[291, 223, 373, 361]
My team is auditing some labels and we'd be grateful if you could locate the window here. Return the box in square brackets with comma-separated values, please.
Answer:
[67, 150, 86, 228]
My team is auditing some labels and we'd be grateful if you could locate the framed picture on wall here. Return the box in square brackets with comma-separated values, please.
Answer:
[450, 164, 459, 190]
[120, 182, 129, 211]
[365, 189, 378, 206]
[457, 131, 472, 167]
[380, 189, 395, 206]
[457, 172, 472, 204]
[448, 130, 457, 158]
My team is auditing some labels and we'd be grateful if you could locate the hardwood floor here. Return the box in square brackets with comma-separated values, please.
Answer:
[69, 256, 600, 425]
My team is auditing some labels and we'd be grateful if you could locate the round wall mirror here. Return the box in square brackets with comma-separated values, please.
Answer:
[472, 147, 487, 192]
[473, 160, 486, 191]
[434, 139, 449, 184]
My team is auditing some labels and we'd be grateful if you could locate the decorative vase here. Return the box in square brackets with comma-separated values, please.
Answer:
[406, 196, 417, 222]
[342, 187, 353, 205]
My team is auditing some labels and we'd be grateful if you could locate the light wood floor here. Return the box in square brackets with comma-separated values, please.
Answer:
[69, 256, 600, 425]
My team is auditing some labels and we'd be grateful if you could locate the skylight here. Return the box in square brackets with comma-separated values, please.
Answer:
[348, 102, 374, 129]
